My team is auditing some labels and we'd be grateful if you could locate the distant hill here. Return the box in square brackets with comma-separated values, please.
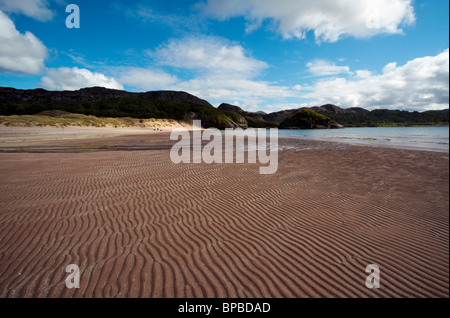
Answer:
[0, 87, 247, 129]
[307, 105, 449, 127]
[0, 86, 213, 107]
[309, 104, 369, 115]
[1, 87, 448, 129]
[218, 103, 261, 119]
[219, 103, 345, 128]
[258, 104, 448, 128]
[261, 109, 298, 124]
[218, 103, 278, 128]
[279, 109, 344, 129]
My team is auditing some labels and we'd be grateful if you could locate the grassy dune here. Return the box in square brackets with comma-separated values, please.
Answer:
[0, 111, 186, 129]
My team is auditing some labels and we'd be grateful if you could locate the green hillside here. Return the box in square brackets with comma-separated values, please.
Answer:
[279, 109, 344, 129]
[0, 97, 245, 129]
[322, 109, 449, 127]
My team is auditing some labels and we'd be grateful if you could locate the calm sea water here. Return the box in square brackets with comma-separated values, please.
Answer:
[278, 127, 449, 152]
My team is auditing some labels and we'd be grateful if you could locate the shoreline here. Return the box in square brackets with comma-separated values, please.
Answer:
[278, 126, 449, 153]
[283, 136, 450, 153]
[0, 125, 448, 153]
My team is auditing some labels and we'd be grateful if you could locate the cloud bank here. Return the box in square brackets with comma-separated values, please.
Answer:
[200, 0, 415, 42]
[152, 35, 268, 76]
[306, 59, 351, 76]
[118, 67, 179, 91]
[0, 10, 47, 74]
[0, 0, 53, 21]
[302, 49, 449, 111]
[41, 67, 124, 91]
[120, 36, 293, 109]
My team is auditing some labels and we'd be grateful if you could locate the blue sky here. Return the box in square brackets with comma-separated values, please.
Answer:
[0, 0, 448, 112]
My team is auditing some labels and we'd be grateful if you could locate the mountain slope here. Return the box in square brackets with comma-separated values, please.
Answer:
[0, 87, 213, 107]
[218, 103, 278, 128]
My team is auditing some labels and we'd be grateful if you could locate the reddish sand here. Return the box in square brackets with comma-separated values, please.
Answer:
[0, 134, 448, 298]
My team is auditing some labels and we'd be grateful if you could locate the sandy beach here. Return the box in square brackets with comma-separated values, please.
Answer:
[0, 129, 448, 298]
[0, 122, 193, 145]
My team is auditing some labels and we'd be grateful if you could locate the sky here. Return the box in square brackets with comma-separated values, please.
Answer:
[0, 0, 448, 112]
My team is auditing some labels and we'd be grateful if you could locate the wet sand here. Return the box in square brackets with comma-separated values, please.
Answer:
[0, 132, 448, 298]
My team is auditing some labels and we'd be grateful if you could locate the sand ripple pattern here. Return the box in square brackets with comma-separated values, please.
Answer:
[0, 144, 448, 298]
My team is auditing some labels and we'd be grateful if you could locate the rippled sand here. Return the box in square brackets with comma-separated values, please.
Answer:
[0, 133, 448, 298]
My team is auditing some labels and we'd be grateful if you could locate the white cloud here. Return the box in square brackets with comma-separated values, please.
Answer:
[0, 0, 53, 21]
[174, 74, 295, 109]
[118, 67, 179, 91]
[262, 102, 310, 113]
[113, 66, 294, 109]
[0, 10, 47, 74]
[41, 67, 124, 91]
[306, 59, 351, 76]
[131, 4, 204, 33]
[355, 70, 373, 79]
[152, 35, 267, 76]
[383, 62, 397, 74]
[302, 49, 449, 111]
[118, 35, 294, 108]
[200, 0, 415, 42]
